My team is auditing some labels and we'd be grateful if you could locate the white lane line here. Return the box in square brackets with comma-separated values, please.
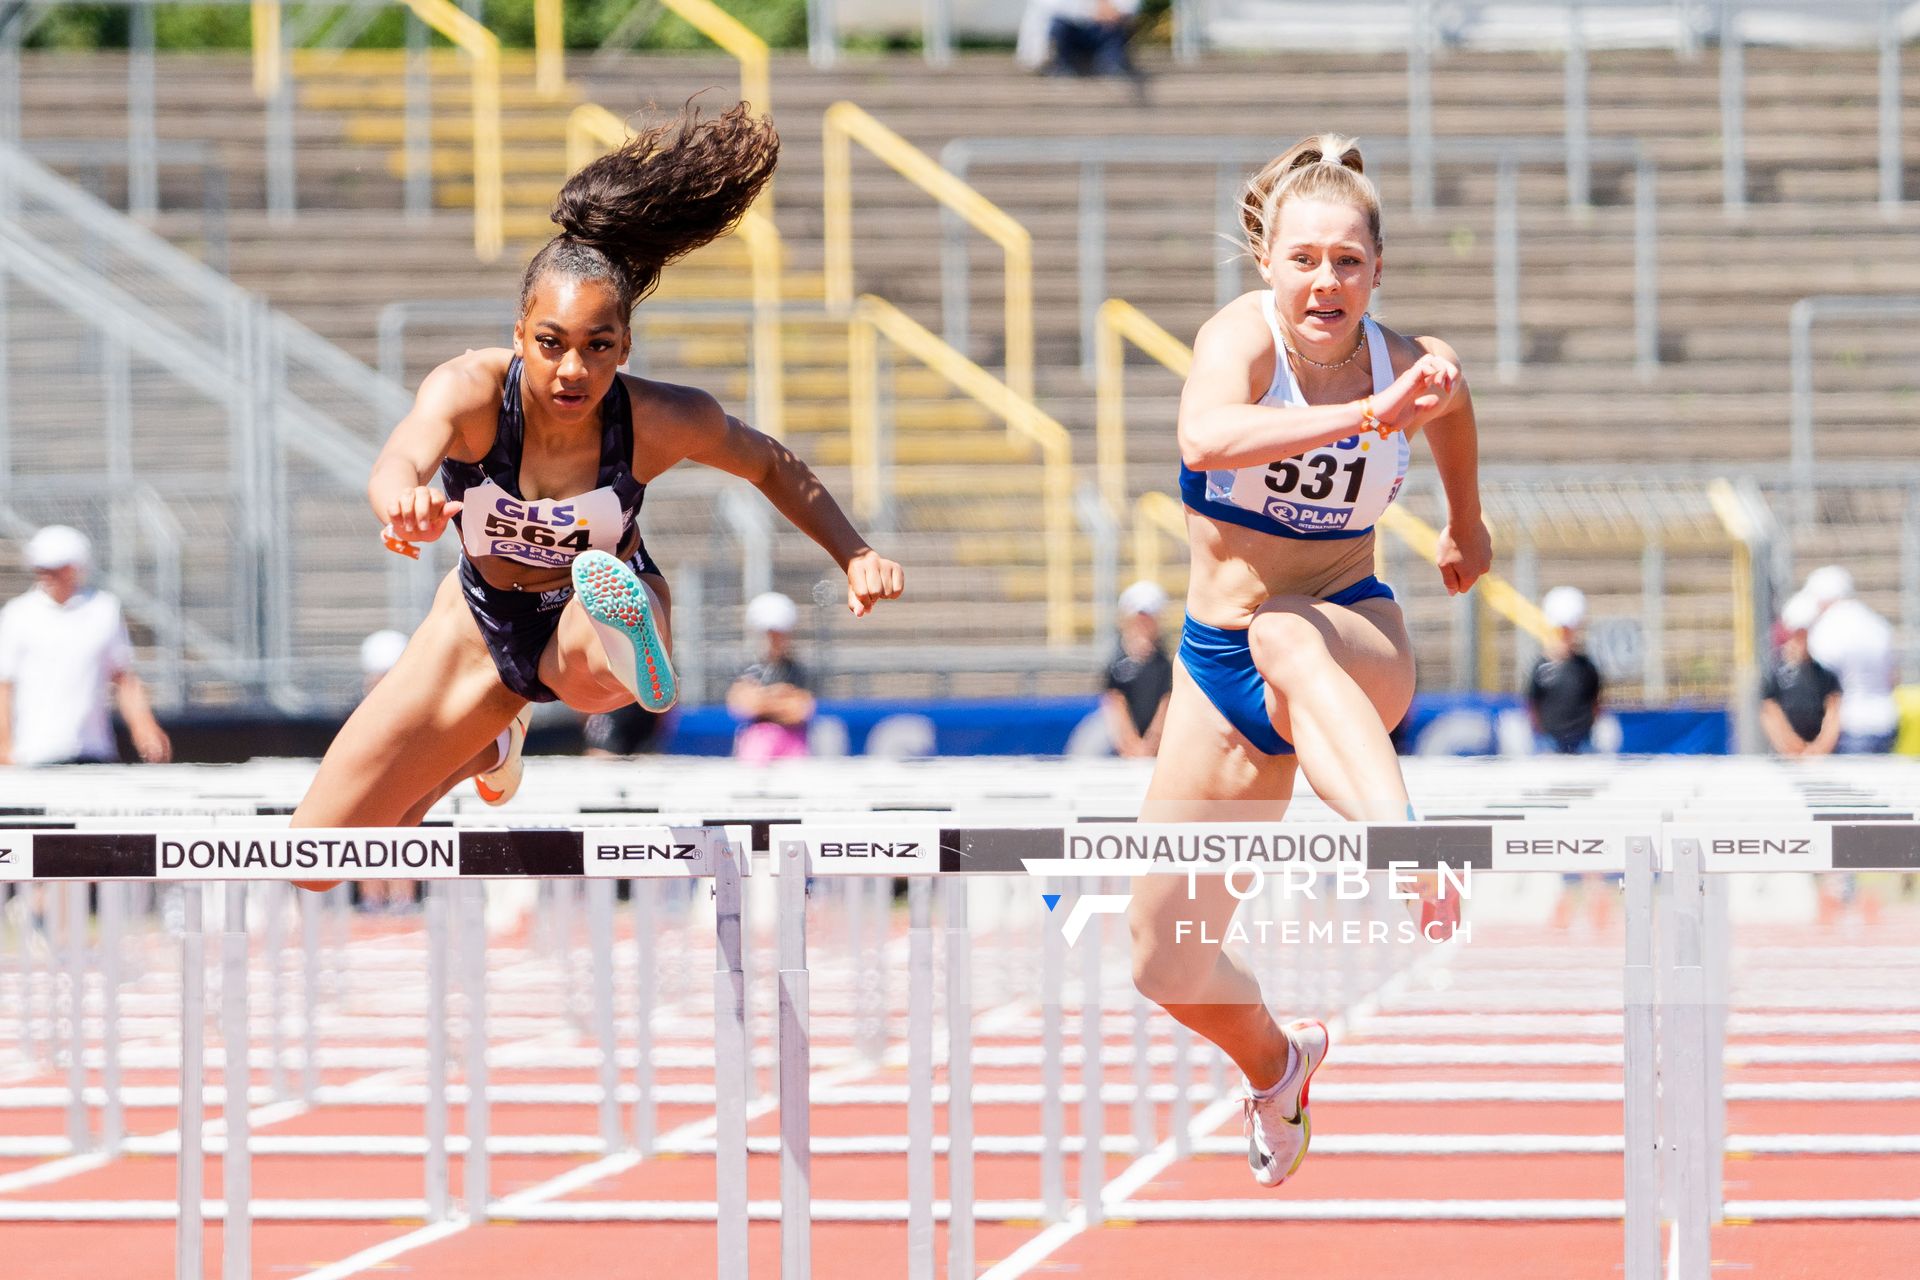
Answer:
[980, 939, 1462, 1279]
[296, 949, 1026, 1280]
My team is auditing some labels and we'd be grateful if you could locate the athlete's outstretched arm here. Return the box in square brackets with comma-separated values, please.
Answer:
[1177, 305, 1459, 471]
[1414, 335, 1491, 596]
[368, 355, 498, 542]
[670, 390, 905, 617]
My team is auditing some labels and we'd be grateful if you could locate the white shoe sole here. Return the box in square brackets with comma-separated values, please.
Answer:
[1249, 1018, 1330, 1188]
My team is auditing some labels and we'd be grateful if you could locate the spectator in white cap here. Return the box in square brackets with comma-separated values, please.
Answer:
[727, 591, 815, 764]
[1760, 592, 1841, 757]
[0, 525, 170, 766]
[1801, 565, 1897, 754]
[1527, 585, 1602, 754]
[1101, 579, 1174, 757]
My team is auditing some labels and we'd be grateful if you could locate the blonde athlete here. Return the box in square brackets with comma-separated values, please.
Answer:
[291, 105, 903, 869]
[1127, 134, 1490, 1189]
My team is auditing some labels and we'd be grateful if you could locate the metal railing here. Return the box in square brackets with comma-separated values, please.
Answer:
[661, 0, 772, 115]
[825, 102, 1035, 403]
[942, 134, 1661, 385]
[1788, 294, 1920, 527]
[0, 144, 412, 704]
[567, 103, 786, 439]
[251, 0, 506, 259]
[849, 295, 1074, 646]
[1706, 477, 1780, 754]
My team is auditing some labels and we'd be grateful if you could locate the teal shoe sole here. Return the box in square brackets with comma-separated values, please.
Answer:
[571, 551, 677, 713]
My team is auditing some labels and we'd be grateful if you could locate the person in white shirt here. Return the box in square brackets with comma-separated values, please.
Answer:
[1802, 564, 1897, 755]
[0, 525, 170, 767]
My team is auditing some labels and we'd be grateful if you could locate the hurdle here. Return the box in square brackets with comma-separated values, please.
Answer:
[1, 798, 1917, 1280]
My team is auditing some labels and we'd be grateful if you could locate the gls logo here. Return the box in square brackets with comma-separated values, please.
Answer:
[818, 841, 921, 859]
[1503, 838, 1607, 857]
[1711, 838, 1813, 857]
[595, 843, 700, 861]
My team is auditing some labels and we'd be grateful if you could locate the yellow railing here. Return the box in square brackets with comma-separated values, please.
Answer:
[823, 102, 1034, 404]
[250, 0, 281, 94]
[1706, 477, 1760, 734]
[659, 0, 771, 115]
[534, 0, 566, 98]
[1097, 298, 1190, 516]
[850, 295, 1073, 646]
[567, 103, 785, 439]
[249, 0, 505, 261]
[1103, 298, 1554, 654]
[1132, 491, 1187, 590]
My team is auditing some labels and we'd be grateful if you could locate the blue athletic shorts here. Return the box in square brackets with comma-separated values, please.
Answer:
[1177, 575, 1396, 756]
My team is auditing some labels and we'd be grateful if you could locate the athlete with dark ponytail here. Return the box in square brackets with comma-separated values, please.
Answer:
[291, 103, 903, 848]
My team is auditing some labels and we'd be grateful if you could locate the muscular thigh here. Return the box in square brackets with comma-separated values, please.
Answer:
[294, 571, 524, 828]
[1133, 660, 1297, 935]
[1257, 594, 1416, 735]
[539, 571, 673, 712]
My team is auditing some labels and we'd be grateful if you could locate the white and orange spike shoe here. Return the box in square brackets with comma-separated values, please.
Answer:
[1244, 1018, 1330, 1189]
[474, 705, 532, 807]
[571, 551, 676, 712]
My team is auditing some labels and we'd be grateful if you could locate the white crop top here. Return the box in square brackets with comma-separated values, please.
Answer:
[1176, 296, 1411, 541]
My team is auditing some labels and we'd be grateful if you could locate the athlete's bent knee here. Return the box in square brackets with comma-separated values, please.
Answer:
[1130, 925, 1215, 1007]
[1249, 610, 1332, 690]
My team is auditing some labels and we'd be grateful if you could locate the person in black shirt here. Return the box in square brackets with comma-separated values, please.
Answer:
[1760, 593, 1841, 757]
[728, 591, 815, 764]
[1528, 585, 1603, 754]
[584, 704, 669, 756]
[1102, 580, 1174, 757]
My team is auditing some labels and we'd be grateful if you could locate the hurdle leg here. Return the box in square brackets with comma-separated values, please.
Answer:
[1170, 1020, 1192, 1159]
[631, 879, 656, 1155]
[906, 877, 934, 1280]
[1079, 878, 1105, 1225]
[1666, 839, 1712, 1280]
[845, 872, 867, 1057]
[221, 883, 251, 1280]
[425, 885, 450, 1222]
[64, 882, 90, 1155]
[463, 882, 490, 1222]
[177, 885, 206, 1280]
[588, 879, 621, 1152]
[1623, 837, 1660, 1280]
[945, 878, 975, 1280]
[299, 887, 319, 1102]
[265, 882, 286, 1100]
[101, 882, 125, 1153]
[1039, 879, 1066, 1220]
[1704, 870, 1730, 1221]
[1130, 971, 1153, 1160]
[714, 838, 750, 1280]
[777, 844, 811, 1278]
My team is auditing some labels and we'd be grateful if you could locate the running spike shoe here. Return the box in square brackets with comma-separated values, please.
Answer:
[1244, 1018, 1330, 1188]
[571, 550, 676, 712]
[473, 705, 532, 806]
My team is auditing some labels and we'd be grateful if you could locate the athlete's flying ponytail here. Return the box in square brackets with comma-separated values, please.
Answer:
[521, 99, 779, 316]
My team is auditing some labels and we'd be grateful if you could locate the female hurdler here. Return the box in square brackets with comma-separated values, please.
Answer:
[291, 104, 903, 856]
[1128, 134, 1491, 1189]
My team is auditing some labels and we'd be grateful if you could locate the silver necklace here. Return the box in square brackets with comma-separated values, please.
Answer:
[1284, 328, 1367, 371]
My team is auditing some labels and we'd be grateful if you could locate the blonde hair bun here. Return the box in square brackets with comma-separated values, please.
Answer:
[1242, 132, 1380, 261]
